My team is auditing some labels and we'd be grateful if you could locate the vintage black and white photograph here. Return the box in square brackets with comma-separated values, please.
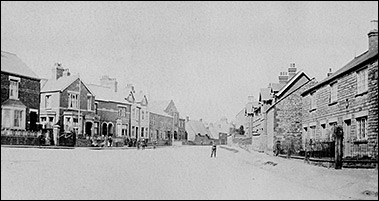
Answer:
[1, 1, 378, 200]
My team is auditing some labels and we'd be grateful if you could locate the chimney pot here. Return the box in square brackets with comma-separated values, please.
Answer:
[327, 68, 333, 77]
[368, 20, 378, 52]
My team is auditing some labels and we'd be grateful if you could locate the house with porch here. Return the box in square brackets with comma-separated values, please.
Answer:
[1, 51, 40, 132]
[39, 63, 97, 139]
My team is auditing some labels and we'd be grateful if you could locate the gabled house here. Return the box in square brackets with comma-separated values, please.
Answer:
[124, 84, 149, 141]
[40, 63, 97, 137]
[148, 100, 181, 143]
[185, 117, 211, 144]
[301, 20, 378, 159]
[264, 68, 316, 155]
[1, 51, 40, 131]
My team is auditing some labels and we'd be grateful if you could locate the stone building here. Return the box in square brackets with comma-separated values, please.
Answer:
[1, 51, 40, 131]
[301, 20, 378, 159]
[265, 69, 316, 155]
[40, 63, 97, 136]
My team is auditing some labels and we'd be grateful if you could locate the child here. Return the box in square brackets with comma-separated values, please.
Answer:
[211, 142, 217, 158]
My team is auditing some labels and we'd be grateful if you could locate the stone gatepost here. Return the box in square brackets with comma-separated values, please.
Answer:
[53, 125, 60, 146]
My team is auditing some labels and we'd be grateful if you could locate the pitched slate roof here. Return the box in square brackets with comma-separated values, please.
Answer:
[268, 82, 285, 93]
[148, 100, 172, 117]
[185, 120, 209, 141]
[276, 70, 310, 97]
[259, 88, 273, 101]
[302, 49, 378, 96]
[41, 74, 79, 93]
[1, 51, 39, 80]
[87, 84, 129, 104]
[2, 99, 27, 108]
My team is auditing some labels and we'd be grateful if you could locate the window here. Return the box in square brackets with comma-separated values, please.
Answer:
[94, 103, 98, 114]
[45, 95, 51, 108]
[321, 124, 326, 139]
[356, 117, 367, 140]
[330, 83, 337, 103]
[87, 96, 92, 110]
[2, 109, 11, 128]
[117, 123, 122, 137]
[329, 122, 337, 139]
[49, 117, 54, 123]
[13, 110, 23, 128]
[310, 126, 316, 139]
[357, 68, 368, 94]
[142, 111, 144, 120]
[2, 107, 26, 130]
[122, 124, 127, 136]
[9, 80, 19, 99]
[310, 92, 316, 110]
[132, 126, 135, 137]
[118, 107, 127, 117]
[141, 127, 144, 137]
[68, 93, 79, 109]
[41, 117, 47, 122]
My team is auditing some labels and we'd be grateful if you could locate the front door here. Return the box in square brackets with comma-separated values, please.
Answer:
[85, 122, 92, 137]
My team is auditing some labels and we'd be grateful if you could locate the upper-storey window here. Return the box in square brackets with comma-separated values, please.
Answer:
[330, 82, 337, 103]
[9, 79, 19, 99]
[310, 92, 316, 110]
[68, 93, 79, 109]
[87, 95, 92, 111]
[357, 68, 368, 94]
[45, 95, 51, 108]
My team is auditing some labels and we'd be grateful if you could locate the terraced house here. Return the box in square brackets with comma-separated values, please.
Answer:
[148, 100, 180, 145]
[301, 20, 378, 160]
[124, 84, 149, 141]
[1, 51, 40, 131]
[87, 75, 131, 139]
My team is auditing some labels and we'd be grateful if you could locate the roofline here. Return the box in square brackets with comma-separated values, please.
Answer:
[1, 70, 41, 81]
[276, 70, 310, 97]
[302, 50, 378, 96]
[266, 78, 316, 113]
[94, 98, 131, 106]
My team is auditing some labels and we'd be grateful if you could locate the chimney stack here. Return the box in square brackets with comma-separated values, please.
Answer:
[327, 68, 333, 77]
[278, 71, 288, 84]
[368, 20, 378, 52]
[52, 63, 64, 80]
[100, 75, 118, 92]
[288, 62, 297, 80]
[63, 68, 70, 77]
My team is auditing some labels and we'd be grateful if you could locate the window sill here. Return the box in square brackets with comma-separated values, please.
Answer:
[353, 139, 368, 144]
[309, 108, 316, 112]
[328, 101, 338, 106]
[355, 91, 368, 97]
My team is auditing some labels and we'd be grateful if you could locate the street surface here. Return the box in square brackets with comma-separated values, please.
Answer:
[1, 145, 378, 200]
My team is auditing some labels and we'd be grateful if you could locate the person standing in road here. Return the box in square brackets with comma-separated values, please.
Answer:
[211, 142, 217, 158]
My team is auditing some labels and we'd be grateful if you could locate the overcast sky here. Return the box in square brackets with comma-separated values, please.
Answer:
[1, 1, 378, 123]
